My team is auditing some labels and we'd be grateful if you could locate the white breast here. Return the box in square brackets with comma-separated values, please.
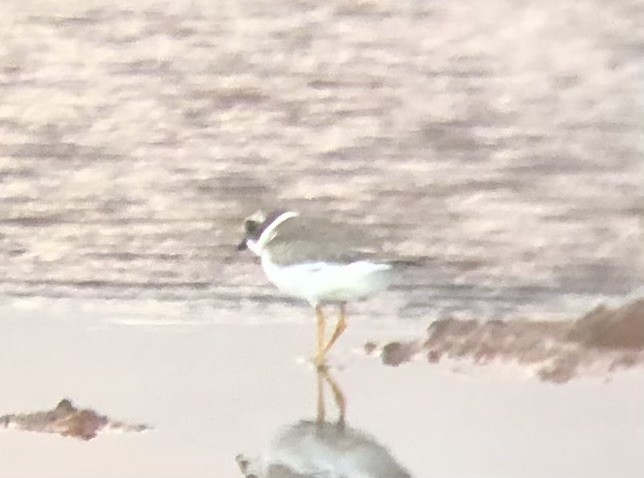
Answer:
[261, 253, 394, 305]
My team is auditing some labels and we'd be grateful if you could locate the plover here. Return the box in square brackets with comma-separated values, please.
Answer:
[237, 209, 407, 367]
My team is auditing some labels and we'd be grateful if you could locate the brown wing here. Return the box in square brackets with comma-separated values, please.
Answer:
[264, 215, 383, 266]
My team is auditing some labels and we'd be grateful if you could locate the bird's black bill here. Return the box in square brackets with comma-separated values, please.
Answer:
[236, 238, 248, 251]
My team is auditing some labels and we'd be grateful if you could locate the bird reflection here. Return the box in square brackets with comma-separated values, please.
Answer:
[236, 368, 412, 478]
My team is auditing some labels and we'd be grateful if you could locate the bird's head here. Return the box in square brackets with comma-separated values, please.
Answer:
[236, 209, 298, 256]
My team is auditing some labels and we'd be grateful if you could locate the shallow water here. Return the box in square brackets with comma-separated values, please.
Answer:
[1, 0, 643, 476]
[1, 307, 643, 478]
[0, 0, 642, 321]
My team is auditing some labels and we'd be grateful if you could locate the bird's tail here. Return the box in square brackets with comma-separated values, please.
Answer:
[388, 255, 429, 267]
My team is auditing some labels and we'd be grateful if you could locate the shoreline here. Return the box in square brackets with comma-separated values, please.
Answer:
[1, 297, 643, 477]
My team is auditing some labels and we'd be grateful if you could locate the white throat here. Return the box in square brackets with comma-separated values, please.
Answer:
[247, 211, 299, 256]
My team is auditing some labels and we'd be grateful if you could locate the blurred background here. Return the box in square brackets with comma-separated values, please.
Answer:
[0, 0, 642, 322]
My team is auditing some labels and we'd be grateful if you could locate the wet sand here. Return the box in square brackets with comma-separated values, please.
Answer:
[372, 297, 644, 383]
[0, 399, 150, 441]
[1, 300, 643, 478]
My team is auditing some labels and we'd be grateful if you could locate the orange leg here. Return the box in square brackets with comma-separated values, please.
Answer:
[315, 304, 327, 368]
[322, 303, 347, 355]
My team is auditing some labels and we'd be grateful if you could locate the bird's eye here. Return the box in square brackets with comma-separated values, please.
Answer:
[244, 220, 260, 235]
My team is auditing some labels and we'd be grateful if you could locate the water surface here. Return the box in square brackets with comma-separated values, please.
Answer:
[0, 0, 643, 476]
[1, 308, 642, 478]
[1, 0, 642, 321]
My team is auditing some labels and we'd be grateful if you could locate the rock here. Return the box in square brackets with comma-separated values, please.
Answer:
[0, 399, 151, 440]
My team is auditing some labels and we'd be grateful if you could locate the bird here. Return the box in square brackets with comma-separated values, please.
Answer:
[236, 209, 410, 367]
[236, 367, 412, 478]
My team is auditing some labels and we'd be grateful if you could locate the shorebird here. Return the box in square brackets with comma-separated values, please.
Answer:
[237, 209, 406, 367]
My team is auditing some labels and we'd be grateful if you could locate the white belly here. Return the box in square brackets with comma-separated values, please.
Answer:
[261, 254, 394, 305]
